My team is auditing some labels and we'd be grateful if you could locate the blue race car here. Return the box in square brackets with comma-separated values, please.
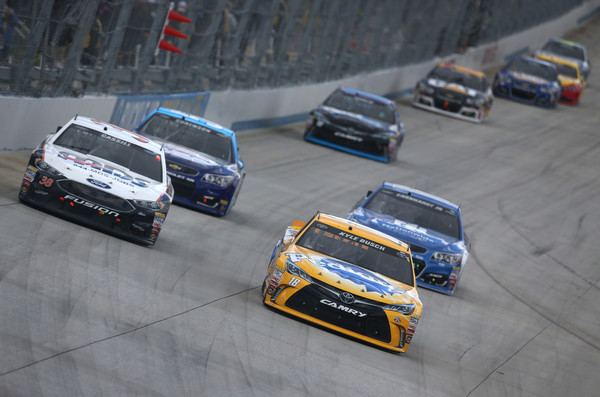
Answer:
[535, 38, 590, 81]
[492, 56, 561, 108]
[304, 87, 406, 163]
[136, 108, 245, 217]
[346, 182, 470, 295]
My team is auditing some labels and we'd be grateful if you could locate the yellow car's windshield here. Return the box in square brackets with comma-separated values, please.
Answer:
[296, 221, 414, 287]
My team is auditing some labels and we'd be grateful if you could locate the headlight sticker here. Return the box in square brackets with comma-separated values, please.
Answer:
[406, 317, 419, 344]
[267, 268, 284, 295]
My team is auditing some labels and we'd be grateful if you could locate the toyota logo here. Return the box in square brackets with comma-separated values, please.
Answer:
[339, 292, 355, 305]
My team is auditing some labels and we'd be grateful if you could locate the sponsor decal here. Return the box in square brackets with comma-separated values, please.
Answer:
[509, 71, 548, 84]
[87, 178, 111, 189]
[320, 299, 367, 317]
[286, 248, 403, 297]
[405, 316, 419, 344]
[64, 194, 120, 217]
[377, 220, 437, 245]
[100, 133, 131, 147]
[167, 172, 195, 183]
[317, 257, 397, 296]
[334, 131, 363, 142]
[24, 167, 37, 182]
[268, 271, 281, 291]
[58, 152, 150, 188]
[335, 231, 387, 252]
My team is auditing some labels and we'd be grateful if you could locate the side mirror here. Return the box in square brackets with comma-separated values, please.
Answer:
[366, 190, 372, 197]
[56, 126, 62, 133]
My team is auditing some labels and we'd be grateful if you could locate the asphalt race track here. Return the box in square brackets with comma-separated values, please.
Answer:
[1, 20, 600, 397]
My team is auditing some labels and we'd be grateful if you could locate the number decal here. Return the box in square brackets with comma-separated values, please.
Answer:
[39, 176, 54, 187]
[289, 277, 301, 287]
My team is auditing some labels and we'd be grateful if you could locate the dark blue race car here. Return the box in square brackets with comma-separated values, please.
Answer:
[136, 108, 245, 217]
[346, 182, 470, 295]
[492, 56, 561, 108]
[304, 87, 406, 163]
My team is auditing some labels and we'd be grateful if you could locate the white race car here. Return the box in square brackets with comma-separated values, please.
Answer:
[19, 115, 174, 245]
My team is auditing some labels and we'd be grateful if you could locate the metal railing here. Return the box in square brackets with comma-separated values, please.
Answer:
[0, 0, 587, 97]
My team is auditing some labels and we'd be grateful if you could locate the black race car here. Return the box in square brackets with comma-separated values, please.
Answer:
[304, 87, 406, 163]
[412, 62, 493, 123]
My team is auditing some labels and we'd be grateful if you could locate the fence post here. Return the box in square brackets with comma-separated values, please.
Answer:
[54, 0, 100, 97]
[13, 0, 55, 96]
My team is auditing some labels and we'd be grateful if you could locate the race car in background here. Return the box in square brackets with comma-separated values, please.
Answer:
[535, 53, 585, 105]
[136, 108, 245, 217]
[262, 212, 422, 353]
[347, 182, 470, 295]
[535, 38, 590, 80]
[304, 87, 406, 163]
[19, 115, 173, 246]
[412, 62, 493, 123]
[492, 56, 561, 108]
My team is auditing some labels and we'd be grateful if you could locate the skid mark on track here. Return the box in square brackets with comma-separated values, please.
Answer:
[471, 248, 599, 352]
[497, 198, 598, 291]
[466, 323, 551, 396]
[0, 285, 261, 378]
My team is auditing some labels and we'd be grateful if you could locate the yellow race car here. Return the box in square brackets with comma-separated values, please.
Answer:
[535, 53, 585, 105]
[262, 212, 423, 353]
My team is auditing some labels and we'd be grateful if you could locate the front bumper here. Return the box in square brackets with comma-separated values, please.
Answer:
[412, 91, 487, 123]
[304, 126, 395, 163]
[493, 80, 558, 108]
[168, 172, 238, 216]
[559, 87, 582, 104]
[263, 270, 418, 353]
[412, 255, 462, 295]
[19, 164, 167, 246]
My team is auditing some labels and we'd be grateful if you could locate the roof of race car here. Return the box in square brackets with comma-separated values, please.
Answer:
[310, 212, 410, 251]
[152, 107, 236, 138]
[437, 62, 485, 78]
[380, 182, 460, 212]
[535, 53, 581, 71]
[506, 56, 559, 75]
[548, 37, 585, 50]
[337, 87, 395, 107]
[64, 115, 163, 152]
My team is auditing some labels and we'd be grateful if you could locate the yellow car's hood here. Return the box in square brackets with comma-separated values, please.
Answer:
[290, 246, 420, 304]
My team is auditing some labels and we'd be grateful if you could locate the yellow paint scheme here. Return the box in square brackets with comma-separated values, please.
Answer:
[263, 213, 423, 353]
[535, 53, 585, 96]
[438, 62, 485, 78]
[436, 63, 485, 95]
